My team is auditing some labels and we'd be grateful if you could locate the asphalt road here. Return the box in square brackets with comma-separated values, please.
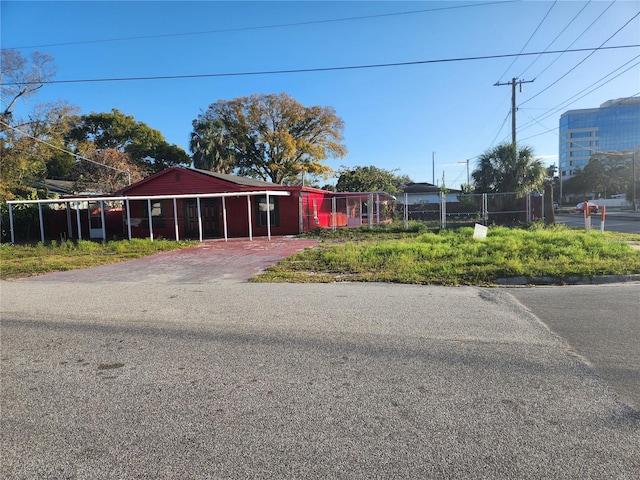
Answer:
[2, 277, 639, 479]
[508, 283, 640, 410]
[556, 213, 640, 233]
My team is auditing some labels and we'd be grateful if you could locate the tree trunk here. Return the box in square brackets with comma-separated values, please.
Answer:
[544, 180, 555, 225]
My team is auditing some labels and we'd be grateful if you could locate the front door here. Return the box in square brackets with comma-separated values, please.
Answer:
[185, 199, 219, 238]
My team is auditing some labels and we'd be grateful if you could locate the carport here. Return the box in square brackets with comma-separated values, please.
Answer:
[6, 190, 290, 244]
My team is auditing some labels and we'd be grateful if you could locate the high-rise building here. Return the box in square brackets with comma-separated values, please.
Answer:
[559, 97, 640, 180]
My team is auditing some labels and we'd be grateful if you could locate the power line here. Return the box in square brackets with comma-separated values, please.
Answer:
[7, 0, 519, 50]
[519, 9, 640, 107]
[496, 0, 557, 83]
[2, 45, 637, 87]
[525, 0, 614, 82]
[0, 120, 131, 179]
[517, 55, 640, 134]
[515, 0, 592, 79]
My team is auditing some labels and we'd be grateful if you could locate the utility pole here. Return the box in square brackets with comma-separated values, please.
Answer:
[494, 78, 534, 149]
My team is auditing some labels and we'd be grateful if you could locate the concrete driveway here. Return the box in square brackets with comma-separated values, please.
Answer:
[21, 236, 320, 284]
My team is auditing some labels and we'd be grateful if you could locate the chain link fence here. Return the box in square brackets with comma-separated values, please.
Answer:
[397, 191, 544, 229]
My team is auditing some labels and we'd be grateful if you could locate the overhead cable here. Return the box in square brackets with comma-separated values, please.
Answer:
[2, 45, 637, 87]
[7, 0, 519, 50]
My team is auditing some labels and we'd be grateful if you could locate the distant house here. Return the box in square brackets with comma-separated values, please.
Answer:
[6, 167, 395, 243]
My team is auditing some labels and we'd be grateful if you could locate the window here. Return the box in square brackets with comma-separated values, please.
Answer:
[255, 195, 279, 227]
[143, 200, 165, 228]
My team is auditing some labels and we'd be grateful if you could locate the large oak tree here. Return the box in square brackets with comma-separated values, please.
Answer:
[191, 93, 347, 184]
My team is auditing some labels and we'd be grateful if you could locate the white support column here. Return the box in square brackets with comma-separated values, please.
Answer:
[38, 203, 45, 244]
[404, 193, 409, 229]
[76, 202, 82, 240]
[247, 196, 253, 241]
[8, 204, 15, 244]
[368, 194, 373, 228]
[147, 199, 154, 241]
[331, 196, 337, 231]
[196, 197, 203, 242]
[126, 199, 132, 240]
[376, 193, 380, 225]
[266, 192, 271, 241]
[222, 196, 228, 241]
[99, 200, 106, 241]
[173, 198, 179, 241]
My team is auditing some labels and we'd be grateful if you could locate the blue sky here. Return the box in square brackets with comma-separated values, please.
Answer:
[2, 0, 639, 187]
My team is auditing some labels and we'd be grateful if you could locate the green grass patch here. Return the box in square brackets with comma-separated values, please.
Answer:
[0, 239, 196, 279]
[253, 224, 640, 285]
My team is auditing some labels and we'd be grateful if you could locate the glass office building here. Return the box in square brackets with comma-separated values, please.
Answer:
[559, 97, 640, 179]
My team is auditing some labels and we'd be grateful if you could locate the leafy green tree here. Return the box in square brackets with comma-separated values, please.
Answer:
[472, 143, 545, 194]
[1, 101, 79, 200]
[66, 109, 190, 173]
[335, 165, 411, 193]
[192, 93, 346, 184]
[563, 151, 634, 199]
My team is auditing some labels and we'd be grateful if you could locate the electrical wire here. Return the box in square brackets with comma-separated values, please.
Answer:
[516, 0, 591, 78]
[518, 55, 640, 134]
[519, 9, 640, 107]
[0, 120, 129, 174]
[496, 0, 557, 83]
[2, 45, 636, 87]
[524, 0, 615, 83]
[8, 0, 519, 50]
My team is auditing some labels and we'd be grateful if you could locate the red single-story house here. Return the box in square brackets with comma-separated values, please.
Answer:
[6, 167, 396, 243]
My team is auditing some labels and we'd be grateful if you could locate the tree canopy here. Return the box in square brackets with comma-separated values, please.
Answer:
[191, 93, 346, 184]
[562, 151, 636, 200]
[472, 143, 546, 194]
[66, 109, 190, 174]
[335, 165, 411, 193]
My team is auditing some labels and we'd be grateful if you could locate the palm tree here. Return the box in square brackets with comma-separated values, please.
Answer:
[472, 143, 545, 194]
[189, 118, 236, 173]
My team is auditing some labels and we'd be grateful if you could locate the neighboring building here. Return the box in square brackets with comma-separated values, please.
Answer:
[559, 97, 640, 180]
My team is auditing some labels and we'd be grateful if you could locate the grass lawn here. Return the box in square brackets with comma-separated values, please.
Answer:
[0, 239, 196, 279]
[2, 225, 639, 285]
[252, 223, 640, 285]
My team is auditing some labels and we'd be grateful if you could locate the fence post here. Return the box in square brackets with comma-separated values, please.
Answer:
[482, 193, 489, 227]
[440, 192, 446, 229]
[404, 193, 408, 230]
[8, 203, 15, 244]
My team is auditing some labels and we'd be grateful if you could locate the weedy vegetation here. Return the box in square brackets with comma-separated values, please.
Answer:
[253, 223, 640, 285]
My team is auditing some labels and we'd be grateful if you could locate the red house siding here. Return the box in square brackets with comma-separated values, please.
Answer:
[116, 168, 306, 239]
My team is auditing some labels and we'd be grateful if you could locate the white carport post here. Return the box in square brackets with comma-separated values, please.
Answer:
[125, 199, 132, 240]
[173, 198, 179, 241]
[376, 193, 380, 224]
[246, 196, 253, 241]
[147, 199, 154, 241]
[196, 197, 203, 242]
[75, 201, 83, 240]
[331, 196, 337, 231]
[266, 192, 271, 241]
[99, 200, 106, 241]
[222, 196, 228, 241]
[38, 203, 45, 244]
[8, 203, 15, 244]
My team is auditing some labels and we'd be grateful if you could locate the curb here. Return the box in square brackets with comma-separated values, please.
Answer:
[494, 274, 640, 287]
